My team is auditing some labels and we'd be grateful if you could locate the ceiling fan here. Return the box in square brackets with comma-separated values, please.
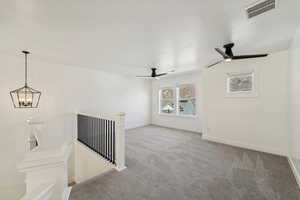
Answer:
[136, 68, 174, 79]
[207, 43, 268, 68]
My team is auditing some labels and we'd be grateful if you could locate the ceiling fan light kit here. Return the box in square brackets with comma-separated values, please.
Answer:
[10, 51, 41, 108]
[225, 58, 232, 62]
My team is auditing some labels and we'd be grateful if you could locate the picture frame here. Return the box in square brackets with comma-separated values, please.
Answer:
[225, 71, 258, 98]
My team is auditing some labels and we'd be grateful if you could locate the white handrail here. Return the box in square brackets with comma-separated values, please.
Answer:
[78, 112, 115, 121]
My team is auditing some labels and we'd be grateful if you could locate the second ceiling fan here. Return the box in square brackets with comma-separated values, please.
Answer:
[136, 68, 174, 79]
[207, 43, 268, 68]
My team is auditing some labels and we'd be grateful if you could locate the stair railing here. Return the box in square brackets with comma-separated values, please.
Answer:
[77, 112, 126, 171]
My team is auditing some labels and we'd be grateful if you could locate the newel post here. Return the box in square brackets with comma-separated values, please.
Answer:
[115, 112, 126, 171]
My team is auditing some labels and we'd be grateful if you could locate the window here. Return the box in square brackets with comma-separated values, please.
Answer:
[159, 85, 196, 116]
[160, 88, 176, 114]
[178, 85, 196, 115]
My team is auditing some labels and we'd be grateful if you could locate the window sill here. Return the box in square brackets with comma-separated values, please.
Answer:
[158, 113, 198, 118]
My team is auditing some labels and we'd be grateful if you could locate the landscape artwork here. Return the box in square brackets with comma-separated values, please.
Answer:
[227, 72, 253, 93]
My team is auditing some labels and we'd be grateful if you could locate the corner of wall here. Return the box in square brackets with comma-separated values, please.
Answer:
[287, 24, 300, 189]
[287, 156, 300, 188]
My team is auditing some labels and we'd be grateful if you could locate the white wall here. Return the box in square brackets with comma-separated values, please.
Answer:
[74, 142, 113, 183]
[0, 54, 151, 199]
[202, 51, 289, 156]
[288, 25, 300, 178]
[151, 72, 203, 133]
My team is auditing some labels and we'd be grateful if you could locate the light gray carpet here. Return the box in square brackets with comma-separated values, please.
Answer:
[70, 125, 300, 200]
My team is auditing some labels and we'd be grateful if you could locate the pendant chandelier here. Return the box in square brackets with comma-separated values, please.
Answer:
[10, 51, 41, 108]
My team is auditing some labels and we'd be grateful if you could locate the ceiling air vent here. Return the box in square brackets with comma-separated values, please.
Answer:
[246, 0, 276, 19]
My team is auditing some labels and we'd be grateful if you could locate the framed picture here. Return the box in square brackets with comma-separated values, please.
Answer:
[226, 71, 257, 98]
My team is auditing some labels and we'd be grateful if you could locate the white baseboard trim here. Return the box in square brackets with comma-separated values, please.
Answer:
[202, 134, 287, 156]
[126, 123, 151, 130]
[288, 157, 300, 188]
[151, 123, 202, 134]
[115, 166, 127, 172]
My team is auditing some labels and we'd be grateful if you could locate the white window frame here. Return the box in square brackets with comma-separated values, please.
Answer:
[158, 84, 196, 118]
[177, 84, 196, 117]
[159, 87, 177, 115]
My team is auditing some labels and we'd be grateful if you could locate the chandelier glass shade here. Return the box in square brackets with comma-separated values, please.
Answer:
[10, 51, 41, 108]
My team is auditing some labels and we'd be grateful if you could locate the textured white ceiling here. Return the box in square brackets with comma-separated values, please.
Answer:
[1, 0, 300, 75]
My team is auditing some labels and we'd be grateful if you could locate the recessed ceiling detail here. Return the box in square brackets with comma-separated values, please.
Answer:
[246, 0, 276, 19]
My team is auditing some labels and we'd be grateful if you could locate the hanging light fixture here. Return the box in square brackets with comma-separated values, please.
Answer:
[10, 51, 41, 108]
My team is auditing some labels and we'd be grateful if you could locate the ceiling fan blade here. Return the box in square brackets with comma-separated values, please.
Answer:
[215, 48, 229, 58]
[136, 76, 154, 79]
[206, 60, 224, 68]
[232, 54, 268, 60]
[156, 73, 168, 77]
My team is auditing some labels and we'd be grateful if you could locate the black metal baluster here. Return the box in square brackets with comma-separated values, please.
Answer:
[87, 116, 89, 145]
[101, 119, 103, 155]
[82, 115, 85, 143]
[110, 120, 112, 162]
[105, 120, 108, 159]
[79, 115, 82, 143]
[104, 120, 106, 159]
[99, 119, 101, 155]
[83, 115, 86, 144]
[107, 120, 110, 160]
[87, 116, 90, 145]
[112, 121, 115, 164]
[101, 119, 103, 156]
[103, 119, 105, 157]
[94, 118, 97, 151]
[85, 116, 88, 145]
[87, 116, 89, 146]
[107, 120, 109, 160]
[107, 120, 111, 160]
[109, 121, 113, 162]
[108, 120, 111, 161]
[77, 115, 80, 142]
[81, 115, 83, 142]
[96, 119, 99, 154]
[91, 118, 93, 149]
[92, 118, 94, 150]
[81, 115, 83, 143]
[90, 117, 92, 148]
[89, 117, 91, 148]
[83, 116, 86, 144]
[94, 118, 96, 150]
